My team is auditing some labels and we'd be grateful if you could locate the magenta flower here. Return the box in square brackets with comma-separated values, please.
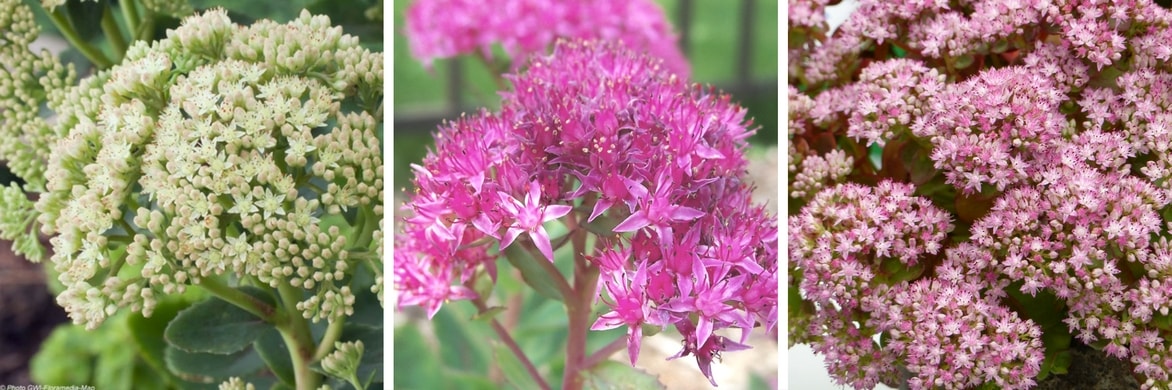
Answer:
[590, 261, 654, 365]
[613, 172, 705, 248]
[498, 181, 572, 262]
[396, 39, 775, 385]
[404, 0, 689, 76]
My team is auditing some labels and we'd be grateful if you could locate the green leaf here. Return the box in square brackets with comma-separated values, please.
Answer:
[164, 344, 266, 384]
[392, 325, 443, 390]
[503, 243, 566, 302]
[95, 331, 139, 389]
[253, 328, 295, 386]
[348, 281, 384, 328]
[493, 341, 542, 390]
[64, 0, 106, 41]
[1051, 350, 1073, 375]
[579, 360, 666, 390]
[164, 286, 276, 354]
[433, 305, 490, 373]
[128, 297, 196, 386]
[30, 325, 96, 385]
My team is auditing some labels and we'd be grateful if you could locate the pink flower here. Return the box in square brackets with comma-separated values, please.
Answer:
[498, 181, 572, 262]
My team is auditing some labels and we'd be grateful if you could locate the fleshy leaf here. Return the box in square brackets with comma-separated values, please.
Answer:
[503, 243, 566, 302]
[163, 345, 265, 384]
[164, 285, 276, 354]
[579, 360, 666, 390]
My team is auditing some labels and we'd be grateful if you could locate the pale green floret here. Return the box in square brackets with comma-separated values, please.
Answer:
[25, 8, 383, 330]
[218, 377, 256, 390]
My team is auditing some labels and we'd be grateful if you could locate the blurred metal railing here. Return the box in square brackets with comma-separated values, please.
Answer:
[393, 0, 778, 133]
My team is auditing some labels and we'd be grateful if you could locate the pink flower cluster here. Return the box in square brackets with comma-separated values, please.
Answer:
[395, 39, 776, 385]
[403, 0, 688, 76]
[790, 0, 1172, 388]
[870, 278, 1045, 390]
[789, 181, 953, 311]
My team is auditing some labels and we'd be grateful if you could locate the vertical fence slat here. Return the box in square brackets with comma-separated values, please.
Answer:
[447, 57, 464, 118]
[678, 0, 693, 58]
[737, 0, 754, 85]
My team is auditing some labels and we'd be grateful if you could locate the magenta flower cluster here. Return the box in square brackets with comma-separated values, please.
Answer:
[403, 0, 689, 76]
[395, 39, 777, 385]
[790, 0, 1172, 389]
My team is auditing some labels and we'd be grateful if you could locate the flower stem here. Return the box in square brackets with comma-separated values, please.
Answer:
[468, 291, 551, 390]
[313, 316, 346, 361]
[562, 213, 598, 390]
[277, 282, 321, 390]
[100, 4, 127, 62]
[582, 337, 626, 369]
[197, 276, 276, 321]
[45, 9, 113, 69]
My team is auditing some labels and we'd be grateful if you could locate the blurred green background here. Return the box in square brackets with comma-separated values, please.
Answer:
[391, 0, 780, 191]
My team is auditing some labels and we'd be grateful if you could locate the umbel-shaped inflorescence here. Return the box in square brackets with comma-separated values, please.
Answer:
[789, 0, 1172, 389]
[0, 8, 384, 330]
[395, 39, 777, 385]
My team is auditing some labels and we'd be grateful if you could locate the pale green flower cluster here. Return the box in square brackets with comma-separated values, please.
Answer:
[0, 0, 77, 191]
[17, 8, 383, 330]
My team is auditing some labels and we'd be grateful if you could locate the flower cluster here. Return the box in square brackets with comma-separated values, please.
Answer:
[8, 9, 384, 329]
[871, 278, 1045, 390]
[790, 0, 1172, 388]
[0, 0, 76, 191]
[395, 39, 776, 385]
[403, 0, 688, 75]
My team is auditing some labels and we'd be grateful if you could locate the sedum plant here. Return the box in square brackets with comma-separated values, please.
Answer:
[394, 39, 778, 389]
[790, 0, 1172, 389]
[1, 1, 384, 389]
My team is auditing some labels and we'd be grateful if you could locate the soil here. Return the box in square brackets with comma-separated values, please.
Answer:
[0, 238, 67, 385]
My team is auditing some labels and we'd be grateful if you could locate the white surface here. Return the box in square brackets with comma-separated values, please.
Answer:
[788, 343, 897, 390]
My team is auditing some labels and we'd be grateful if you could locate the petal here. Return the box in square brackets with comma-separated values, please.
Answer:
[543, 204, 573, 221]
[613, 211, 650, 232]
[696, 318, 714, 349]
[471, 214, 500, 238]
[670, 206, 705, 221]
[500, 227, 523, 250]
[627, 325, 643, 366]
[591, 312, 625, 331]
[530, 227, 555, 262]
[589, 198, 614, 222]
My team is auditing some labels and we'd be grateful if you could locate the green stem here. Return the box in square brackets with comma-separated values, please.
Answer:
[466, 288, 551, 390]
[277, 282, 321, 390]
[521, 243, 575, 301]
[136, 14, 155, 42]
[100, 4, 127, 62]
[120, 0, 141, 39]
[46, 9, 113, 68]
[351, 206, 377, 250]
[581, 337, 626, 369]
[197, 277, 277, 321]
[313, 316, 346, 361]
[561, 213, 598, 390]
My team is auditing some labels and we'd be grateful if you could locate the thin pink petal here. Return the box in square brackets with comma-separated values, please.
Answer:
[501, 227, 523, 250]
[543, 204, 573, 221]
[591, 312, 625, 331]
[670, 206, 705, 221]
[627, 325, 643, 366]
[530, 227, 555, 262]
[589, 198, 614, 222]
[613, 211, 650, 232]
